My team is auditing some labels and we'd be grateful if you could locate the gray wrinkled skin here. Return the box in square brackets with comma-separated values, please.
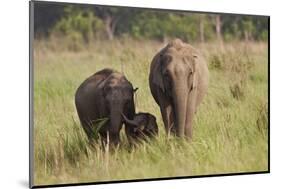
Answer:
[149, 39, 209, 139]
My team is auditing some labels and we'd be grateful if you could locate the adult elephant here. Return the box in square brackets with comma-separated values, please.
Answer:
[149, 39, 209, 139]
[75, 68, 137, 146]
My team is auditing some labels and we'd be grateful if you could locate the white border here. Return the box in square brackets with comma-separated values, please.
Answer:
[0, 0, 280, 189]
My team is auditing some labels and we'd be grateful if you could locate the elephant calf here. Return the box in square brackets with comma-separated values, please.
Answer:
[75, 68, 137, 147]
[122, 112, 158, 144]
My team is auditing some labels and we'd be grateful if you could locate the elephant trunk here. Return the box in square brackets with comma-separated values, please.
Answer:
[172, 79, 188, 138]
[108, 102, 124, 146]
[122, 113, 138, 126]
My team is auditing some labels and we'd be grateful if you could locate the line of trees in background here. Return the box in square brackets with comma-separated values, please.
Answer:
[34, 3, 268, 43]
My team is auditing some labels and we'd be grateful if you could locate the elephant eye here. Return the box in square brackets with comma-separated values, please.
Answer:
[163, 70, 169, 77]
[160, 53, 172, 64]
[189, 69, 194, 76]
[125, 101, 130, 107]
[163, 55, 172, 63]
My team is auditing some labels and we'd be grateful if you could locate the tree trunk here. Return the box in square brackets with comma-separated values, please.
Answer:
[215, 15, 222, 41]
[215, 15, 224, 50]
[199, 15, 205, 43]
[108, 103, 123, 146]
[105, 15, 114, 40]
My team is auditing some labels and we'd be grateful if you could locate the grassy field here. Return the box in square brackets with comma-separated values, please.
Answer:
[33, 38, 268, 185]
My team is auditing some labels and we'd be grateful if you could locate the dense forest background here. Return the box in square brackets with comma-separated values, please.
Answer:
[34, 2, 268, 43]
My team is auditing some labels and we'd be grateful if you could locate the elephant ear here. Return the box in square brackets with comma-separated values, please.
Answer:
[152, 54, 165, 92]
[191, 54, 199, 90]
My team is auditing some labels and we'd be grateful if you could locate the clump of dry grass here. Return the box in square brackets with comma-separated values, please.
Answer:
[205, 42, 257, 101]
[229, 81, 245, 100]
[256, 102, 268, 136]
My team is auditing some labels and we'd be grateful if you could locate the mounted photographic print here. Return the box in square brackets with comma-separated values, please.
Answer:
[29, 0, 269, 188]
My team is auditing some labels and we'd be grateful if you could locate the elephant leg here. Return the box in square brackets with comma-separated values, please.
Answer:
[160, 103, 175, 136]
[156, 89, 175, 136]
[184, 90, 197, 140]
[80, 119, 95, 142]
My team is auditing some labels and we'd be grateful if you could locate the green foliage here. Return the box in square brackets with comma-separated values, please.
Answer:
[34, 2, 268, 42]
[222, 15, 268, 41]
[123, 11, 210, 42]
[52, 6, 104, 42]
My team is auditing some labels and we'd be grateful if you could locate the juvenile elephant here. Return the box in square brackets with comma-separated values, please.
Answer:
[149, 39, 209, 139]
[122, 112, 158, 143]
[75, 68, 137, 146]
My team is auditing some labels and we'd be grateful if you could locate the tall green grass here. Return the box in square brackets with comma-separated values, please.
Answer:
[33, 38, 268, 185]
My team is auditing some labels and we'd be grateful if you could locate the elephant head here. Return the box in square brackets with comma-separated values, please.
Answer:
[150, 38, 207, 139]
[100, 74, 138, 146]
[122, 112, 158, 143]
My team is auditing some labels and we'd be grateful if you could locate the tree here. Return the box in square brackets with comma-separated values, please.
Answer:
[241, 17, 256, 42]
[52, 6, 104, 43]
[33, 2, 269, 42]
[34, 2, 65, 38]
[199, 14, 205, 43]
[93, 6, 132, 40]
[215, 15, 223, 42]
